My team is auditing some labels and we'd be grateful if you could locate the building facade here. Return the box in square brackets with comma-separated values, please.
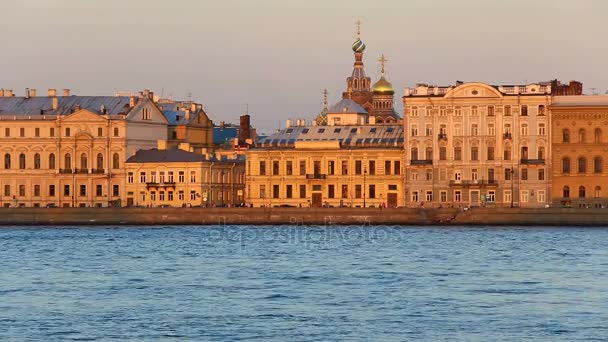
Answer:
[550, 96, 608, 208]
[402, 82, 554, 207]
[0, 88, 169, 207]
[246, 125, 405, 208]
[124, 146, 245, 207]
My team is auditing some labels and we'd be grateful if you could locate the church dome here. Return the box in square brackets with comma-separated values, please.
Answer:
[352, 38, 366, 53]
[372, 76, 394, 94]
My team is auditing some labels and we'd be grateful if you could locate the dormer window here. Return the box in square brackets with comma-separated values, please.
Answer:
[142, 108, 150, 120]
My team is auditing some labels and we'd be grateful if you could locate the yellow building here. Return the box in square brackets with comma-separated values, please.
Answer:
[125, 145, 245, 207]
[551, 96, 608, 208]
[246, 124, 405, 208]
[0, 88, 169, 207]
[157, 100, 214, 153]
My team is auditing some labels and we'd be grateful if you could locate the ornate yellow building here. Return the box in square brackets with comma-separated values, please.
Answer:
[124, 145, 245, 207]
[246, 125, 405, 208]
[403, 82, 554, 207]
[0, 88, 168, 207]
[551, 96, 608, 208]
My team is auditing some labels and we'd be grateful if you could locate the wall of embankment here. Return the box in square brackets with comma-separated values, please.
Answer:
[1, 207, 608, 226]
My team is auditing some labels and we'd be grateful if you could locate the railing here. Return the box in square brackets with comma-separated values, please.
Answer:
[503, 133, 512, 139]
[410, 159, 433, 166]
[146, 182, 176, 188]
[521, 158, 545, 165]
[449, 180, 498, 186]
[438, 133, 447, 140]
[74, 168, 89, 174]
[306, 174, 327, 180]
[59, 169, 73, 174]
[91, 169, 105, 174]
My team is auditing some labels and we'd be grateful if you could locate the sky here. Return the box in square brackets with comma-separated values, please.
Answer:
[1, 0, 607, 133]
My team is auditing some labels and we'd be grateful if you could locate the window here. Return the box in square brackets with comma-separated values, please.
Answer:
[80, 185, 87, 196]
[440, 191, 447, 202]
[487, 191, 496, 202]
[272, 161, 279, 175]
[3, 184, 11, 196]
[167, 171, 174, 182]
[578, 157, 587, 173]
[439, 147, 447, 160]
[285, 185, 293, 199]
[341, 185, 348, 199]
[159, 191, 165, 201]
[487, 146, 495, 161]
[49, 153, 55, 169]
[300, 160, 306, 175]
[538, 105, 546, 116]
[411, 106, 418, 117]
[50, 127, 55, 137]
[562, 158, 571, 173]
[355, 160, 362, 175]
[299, 184, 306, 198]
[259, 161, 266, 175]
[425, 147, 433, 160]
[594, 157, 603, 173]
[454, 147, 462, 161]
[65, 127, 71, 137]
[471, 169, 478, 181]
[455, 106, 462, 116]
[80, 153, 88, 170]
[471, 124, 478, 136]
[355, 185, 362, 198]
[454, 171, 461, 181]
[504, 105, 511, 116]
[425, 190, 433, 201]
[150, 171, 157, 183]
[20, 128, 25, 137]
[521, 146, 529, 160]
[178, 171, 185, 183]
[412, 172, 418, 181]
[34, 153, 41, 169]
[34, 127, 40, 137]
[140, 172, 146, 183]
[19, 185, 25, 197]
[328, 185, 334, 199]
[96, 185, 102, 197]
[113, 127, 119, 137]
[504, 147, 512, 161]
[426, 170, 433, 181]
[594, 186, 602, 198]
[190, 171, 196, 182]
[595, 128, 602, 143]
[521, 168, 528, 181]
[538, 123, 546, 135]
[369, 160, 375, 175]
[579, 186, 586, 198]
[113, 185, 119, 197]
[4, 153, 10, 169]
[168, 191, 174, 201]
[454, 124, 462, 136]
[425, 125, 432, 136]
[538, 147, 545, 160]
[48, 185, 55, 197]
[178, 191, 184, 201]
[64, 153, 72, 169]
[394, 161, 400, 175]
[64, 184, 70, 196]
[411, 125, 418, 136]
[98, 127, 103, 137]
[520, 190, 529, 203]
[142, 108, 150, 120]
[521, 105, 528, 116]
[488, 168, 495, 182]
[313, 160, 321, 175]
[19, 153, 26, 169]
[454, 191, 461, 202]
[563, 186, 570, 198]
[505, 168, 512, 181]
[504, 190, 512, 204]
[471, 106, 478, 116]
[341, 160, 348, 175]
[520, 123, 529, 136]
[579, 129, 586, 143]
[127, 172, 134, 183]
[112, 153, 119, 169]
[410, 147, 418, 161]
[563, 129, 570, 143]
[32, 184, 40, 197]
[488, 123, 495, 136]
[190, 191, 196, 201]
[4, 128, 9, 137]
[538, 169, 545, 181]
[471, 147, 479, 161]
[487, 106, 495, 116]
[537, 190, 546, 203]
[151, 191, 156, 201]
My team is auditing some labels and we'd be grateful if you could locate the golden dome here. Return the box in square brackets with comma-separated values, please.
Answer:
[372, 76, 394, 94]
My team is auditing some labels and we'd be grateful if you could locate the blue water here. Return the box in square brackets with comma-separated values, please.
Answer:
[1, 226, 608, 341]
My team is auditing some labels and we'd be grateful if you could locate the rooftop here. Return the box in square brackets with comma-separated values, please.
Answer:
[0, 95, 134, 116]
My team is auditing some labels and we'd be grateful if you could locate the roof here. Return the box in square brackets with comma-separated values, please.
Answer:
[551, 95, 608, 107]
[213, 126, 239, 145]
[0, 96, 133, 115]
[256, 124, 404, 149]
[328, 99, 368, 114]
[126, 149, 207, 163]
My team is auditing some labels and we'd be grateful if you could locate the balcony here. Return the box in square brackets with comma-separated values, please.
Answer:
[449, 180, 498, 187]
[503, 133, 512, 139]
[410, 159, 433, 166]
[306, 174, 327, 180]
[91, 168, 105, 174]
[521, 158, 545, 165]
[438, 133, 447, 141]
[74, 168, 89, 174]
[59, 169, 73, 174]
[146, 182, 176, 189]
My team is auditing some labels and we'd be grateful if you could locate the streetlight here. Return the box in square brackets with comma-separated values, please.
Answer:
[510, 169, 515, 208]
[363, 167, 367, 208]
[220, 171, 225, 207]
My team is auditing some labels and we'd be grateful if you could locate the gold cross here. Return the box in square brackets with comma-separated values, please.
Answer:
[379, 54, 387, 75]
[356, 19, 362, 37]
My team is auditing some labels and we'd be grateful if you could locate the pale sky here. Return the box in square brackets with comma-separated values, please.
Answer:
[1, 0, 606, 133]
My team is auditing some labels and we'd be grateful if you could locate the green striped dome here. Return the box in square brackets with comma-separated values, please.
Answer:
[352, 38, 366, 53]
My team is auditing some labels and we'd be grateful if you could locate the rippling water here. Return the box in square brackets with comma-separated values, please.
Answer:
[1, 226, 608, 341]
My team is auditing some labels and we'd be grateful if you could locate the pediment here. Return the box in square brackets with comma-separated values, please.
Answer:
[62, 109, 107, 123]
[444, 83, 503, 99]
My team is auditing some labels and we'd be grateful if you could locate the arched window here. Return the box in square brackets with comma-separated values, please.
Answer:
[4, 153, 10, 169]
[563, 129, 570, 143]
[64, 153, 71, 169]
[562, 157, 570, 173]
[80, 153, 87, 170]
[96, 153, 103, 170]
[579, 128, 586, 143]
[425, 147, 433, 160]
[410, 147, 418, 161]
[579, 186, 586, 198]
[49, 153, 55, 169]
[521, 146, 528, 160]
[19, 153, 26, 169]
[538, 146, 545, 160]
[578, 157, 587, 173]
[34, 153, 41, 169]
[595, 157, 603, 173]
[594, 186, 602, 198]
[112, 153, 120, 169]
[563, 186, 570, 198]
[595, 128, 602, 143]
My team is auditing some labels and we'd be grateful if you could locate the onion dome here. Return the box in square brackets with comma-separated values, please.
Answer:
[372, 76, 394, 95]
[352, 38, 366, 53]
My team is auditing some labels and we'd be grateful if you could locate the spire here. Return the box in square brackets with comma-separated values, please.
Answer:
[322, 89, 329, 110]
[356, 19, 361, 38]
[379, 54, 387, 76]
[351, 19, 366, 53]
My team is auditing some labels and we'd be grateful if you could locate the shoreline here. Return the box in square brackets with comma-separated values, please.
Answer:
[0, 207, 607, 226]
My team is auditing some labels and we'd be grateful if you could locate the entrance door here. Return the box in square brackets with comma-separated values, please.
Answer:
[470, 190, 480, 206]
[127, 197, 134, 207]
[312, 193, 323, 208]
[387, 193, 398, 208]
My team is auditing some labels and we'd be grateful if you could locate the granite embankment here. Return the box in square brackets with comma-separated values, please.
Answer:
[1, 207, 608, 226]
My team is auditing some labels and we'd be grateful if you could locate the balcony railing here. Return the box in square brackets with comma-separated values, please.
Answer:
[449, 180, 498, 186]
[503, 133, 512, 139]
[438, 133, 447, 141]
[410, 159, 433, 166]
[306, 174, 327, 180]
[521, 158, 545, 165]
[91, 168, 105, 174]
[146, 182, 176, 188]
[74, 168, 89, 174]
[59, 168, 73, 174]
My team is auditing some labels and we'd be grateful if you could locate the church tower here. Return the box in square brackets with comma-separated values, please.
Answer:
[371, 54, 398, 123]
[342, 20, 373, 113]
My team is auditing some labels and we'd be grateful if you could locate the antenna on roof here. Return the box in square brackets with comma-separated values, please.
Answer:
[187, 92, 192, 102]
[245, 102, 249, 115]
[590, 88, 598, 95]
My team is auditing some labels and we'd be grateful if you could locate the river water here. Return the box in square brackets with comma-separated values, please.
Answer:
[1, 226, 607, 341]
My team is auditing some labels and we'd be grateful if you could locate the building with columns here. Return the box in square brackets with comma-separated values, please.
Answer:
[402, 81, 557, 207]
[550, 96, 608, 208]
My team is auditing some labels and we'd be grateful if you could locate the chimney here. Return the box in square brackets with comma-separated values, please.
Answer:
[239, 114, 251, 143]
[286, 119, 292, 128]
[6, 89, 13, 97]
[0, 89, 3, 97]
[184, 109, 190, 121]
[63, 89, 70, 96]
[157, 140, 167, 150]
[190, 103, 197, 112]
[129, 95, 136, 107]
[48, 89, 57, 97]
[138, 91, 144, 98]
[220, 121, 225, 129]
[52, 97, 58, 110]
[25, 88, 30, 99]
[29, 88, 36, 97]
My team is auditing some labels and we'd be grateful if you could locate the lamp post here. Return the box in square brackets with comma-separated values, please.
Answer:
[510, 169, 515, 208]
[363, 167, 367, 208]
[221, 170, 225, 207]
